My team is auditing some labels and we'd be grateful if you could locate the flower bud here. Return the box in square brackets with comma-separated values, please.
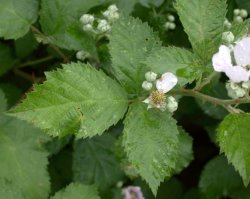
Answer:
[226, 81, 246, 99]
[166, 96, 178, 113]
[164, 22, 171, 30]
[83, 24, 93, 32]
[242, 81, 250, 89]
[234, 9, 240, 16]
[234, 16, 243, 23]
[97, 19, 111, 33]
[169, 22, 176, 30]
[76, 50, 86, 61]
[108, 4, 118, 12]
[224, 19, 232, 30]
[142, 81, 153, 91]
[240, 9, 248, 18]
[80, 14, 94, 25]
[145, 71, 157, 82]
[222, 31, 235, 44]
[168, 15, 175, 22]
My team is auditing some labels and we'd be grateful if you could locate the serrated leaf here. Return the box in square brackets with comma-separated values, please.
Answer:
[0, 89, 7, 112]
[231, 19, 250, 41]
[50, 183, 100, 199]
[0, 114, 50, 199]
[218, 114, 250, 186]
[109, 16, 161, 94]
[0, 0, 39, 39]
[0, 42, 15, 76]
[174, 128, 193, 174]
[123, 103, 179, 195]
[199, 155, 243, 199]
[175, 0, 227, 64]
[9, 63, 128, 138]
[73, 133, 124, 191]
[144, 47, 201, 86]
[40, 0, 109, 55]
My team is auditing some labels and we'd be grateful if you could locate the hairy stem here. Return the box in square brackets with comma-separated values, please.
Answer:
[18, 56, 54, 68]
[31, 26, 70, 63]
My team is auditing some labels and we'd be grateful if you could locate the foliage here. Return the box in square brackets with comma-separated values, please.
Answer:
[1, 0, 250, 198]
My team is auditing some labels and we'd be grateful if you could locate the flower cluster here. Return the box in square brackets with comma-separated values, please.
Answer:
[142, 71, 178, 113]
[164, 14, 176, 31]
[212, 34, 250, 99]
[224, 8, 248, 30]
[79, 4, 119, 34]
[122, 186, 145, 199]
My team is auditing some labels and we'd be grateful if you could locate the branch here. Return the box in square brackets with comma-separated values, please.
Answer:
[170, 89, 250, 106]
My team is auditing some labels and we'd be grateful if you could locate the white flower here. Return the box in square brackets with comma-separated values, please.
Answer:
[122, 186, 145, 199]
[166, 96, 178, 113]
[143, 72, 178, 112]
[156, 72, 178, 93]
[212, 37, 250, 83]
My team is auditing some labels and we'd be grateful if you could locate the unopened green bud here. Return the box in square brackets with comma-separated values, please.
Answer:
[168, 15, 175, 22]
[166, 96, 178, 113]
[80, 14, 94, 25]
[234, 16, 243, 23]
[168, 22, 176, 30]
[224, 19, 232, 29]
[242, 81, 250, 89]
[240, 9, 248, 18]
[83, 24, 93, 31]
[145, 71, 157, 82]
[222, 31, 235, 44]
[142, 81, 153, 91]
[234, 9, 240, 16]
[226, 81, 246, 99]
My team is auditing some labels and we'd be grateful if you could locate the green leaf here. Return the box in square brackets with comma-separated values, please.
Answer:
[73, 133, 124, 191]
[0, 114, 50, 199]
[50, 183, 100, 199]
[109, 15, 161, 94]
[0, 83, 22, 108]
[122, 103, 179, 195]
[0, 0, 39, 39]
[144, 47, 201, 86]
[9, 63, 128, 138]
[174, 128, 193, 174]
[0, 89, 7, 112]
[40, 0, 107, 55]
[15, 31, 38, 58]
[231, 19, 250, 41]
[218, 114, 250, 186]
[175, 0, 227, 64]
[0, 42, 15, 76]
[199, 155, 243, 199]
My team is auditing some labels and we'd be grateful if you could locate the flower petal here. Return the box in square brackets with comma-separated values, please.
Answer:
[225, 65, 250, 83]
[156, 72, 178, 93]
[234, 37, 250, 66]
[212, 45, 232, 72]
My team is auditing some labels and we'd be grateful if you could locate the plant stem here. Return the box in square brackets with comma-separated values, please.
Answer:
[194, 71, 218, 91]
[18, 56, 54, 68]
[170, 88, 250, 106]
[31, 26, 70, 63]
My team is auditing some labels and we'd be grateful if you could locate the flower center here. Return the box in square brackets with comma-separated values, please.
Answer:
[150, 90, 166, 105]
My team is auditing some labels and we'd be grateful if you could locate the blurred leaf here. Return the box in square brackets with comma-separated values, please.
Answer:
[50, 183, 100, 199]
[175, 0, 227, 64]
[123, 103, 179, 195]
[15, 31, 38, 58]
[0, 0, 39, 39]
[109, 15, 161, 94]
[174, 128, 193, 174]
[218, 114, 250, 186]
[0, 83, 21, 108]
[139, 0, 164, 7]
[0, 43, 15, 76]
[236, 0, 250, 13]
[0, 89, 7, 111]
[9, 63, 128, 138]
[40, 0, 108, 56]
[0, 114, 50, 199]
[73, 133, 124, 191]
[144, 47, 201, 86]
[199, 155, 243, 199]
